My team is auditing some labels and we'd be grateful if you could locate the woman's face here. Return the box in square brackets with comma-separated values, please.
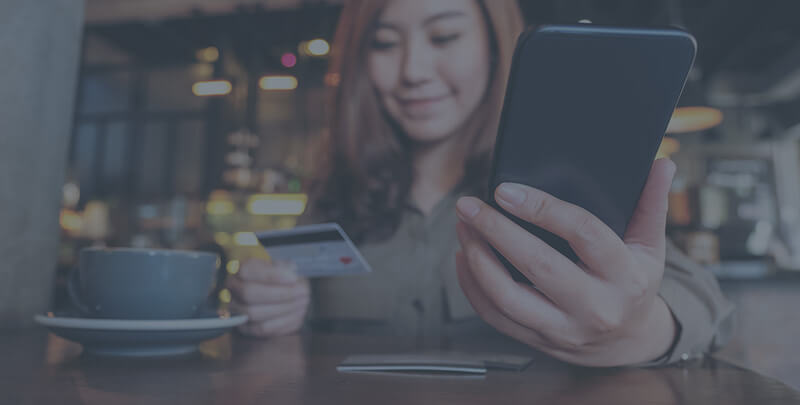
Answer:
[367, 0, 491, 144]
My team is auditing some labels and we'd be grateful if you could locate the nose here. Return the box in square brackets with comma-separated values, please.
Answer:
[401, 36, 434, 87]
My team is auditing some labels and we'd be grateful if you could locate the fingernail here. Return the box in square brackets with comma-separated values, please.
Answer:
[656, 157, 677, 177]
[456, 197, 481, 219]
[666, 159, 677, 177]
[496, 183, 526, 206]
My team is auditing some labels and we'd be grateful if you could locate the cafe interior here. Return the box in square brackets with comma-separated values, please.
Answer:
[3, 0, 800, 402]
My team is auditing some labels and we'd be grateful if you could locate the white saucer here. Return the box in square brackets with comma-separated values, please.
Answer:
[34, 311, 248, 357]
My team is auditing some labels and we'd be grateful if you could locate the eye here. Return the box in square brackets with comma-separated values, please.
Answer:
[370, 39, 398, 51]
[431, 33, 461, 46]
[371, 27, 400, 51]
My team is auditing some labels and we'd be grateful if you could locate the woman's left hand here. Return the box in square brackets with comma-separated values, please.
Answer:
[454, 159, 678, 367]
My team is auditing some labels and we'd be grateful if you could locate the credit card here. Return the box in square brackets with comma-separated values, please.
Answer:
[255, 223, 372, 278]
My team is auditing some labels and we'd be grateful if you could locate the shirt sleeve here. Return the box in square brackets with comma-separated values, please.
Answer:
[646, 239, 735, 365]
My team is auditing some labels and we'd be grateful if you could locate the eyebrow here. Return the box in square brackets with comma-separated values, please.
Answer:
[376, 10, 467, 30]
[423, 10, 467, 26]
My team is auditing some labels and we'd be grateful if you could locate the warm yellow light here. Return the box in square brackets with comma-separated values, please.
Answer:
[218, 288, 232, 304]
[234, 232, 259, 246]
[666, 107, 723, 134]
[247, 193, 307, 216]
[192, 80, 232, 96]
[196, 46, 219, 63]
[324, 72, 341, 87]
[656, 137, 680, 159]
[259, 75, 298, 91]
[206, 200, 234, 216]
[306, 39, 330, 56]
[83, 201, 110, 239]
[209, 189, 232, 199]
[226, 259, 240, 275]
[193, 63, 214, 77]
[214, 232, 231, 246]
[59, 209, 83, 233]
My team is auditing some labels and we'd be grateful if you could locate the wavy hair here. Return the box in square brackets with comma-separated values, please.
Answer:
[310, 0, 525, 243]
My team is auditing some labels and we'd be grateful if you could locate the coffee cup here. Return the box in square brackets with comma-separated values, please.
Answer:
[68, 247, 220, 320]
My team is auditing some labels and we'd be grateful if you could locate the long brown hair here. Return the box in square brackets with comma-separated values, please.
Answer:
[310, 0, 525, 244]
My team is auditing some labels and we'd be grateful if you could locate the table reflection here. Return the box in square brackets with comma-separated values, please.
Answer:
[1, 331, 796, 405]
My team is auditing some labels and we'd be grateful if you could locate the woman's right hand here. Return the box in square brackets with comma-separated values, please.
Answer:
[226, 259, 310, 337]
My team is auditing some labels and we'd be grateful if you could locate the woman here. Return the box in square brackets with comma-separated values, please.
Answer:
[228, 0, 734, 366]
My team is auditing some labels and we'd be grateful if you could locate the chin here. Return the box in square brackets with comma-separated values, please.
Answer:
[402, 121, 460, 144]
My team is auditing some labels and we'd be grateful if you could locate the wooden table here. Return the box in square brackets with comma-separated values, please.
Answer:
[3, 329, 799, 405]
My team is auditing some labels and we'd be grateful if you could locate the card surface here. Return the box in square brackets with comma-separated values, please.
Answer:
[255, 223, 372, 278]
[337, 353, 487, 374]
[336, 352, 534, 374]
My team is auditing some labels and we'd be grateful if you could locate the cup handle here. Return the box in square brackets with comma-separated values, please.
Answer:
[66, 268, 90, 315]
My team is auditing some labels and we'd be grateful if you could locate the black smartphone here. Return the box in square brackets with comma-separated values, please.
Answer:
[488, 25, 696, 283]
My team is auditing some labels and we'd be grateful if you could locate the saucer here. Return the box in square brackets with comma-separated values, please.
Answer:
[34, 311, 248, 357]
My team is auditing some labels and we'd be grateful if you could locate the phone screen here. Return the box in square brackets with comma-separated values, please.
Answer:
[489, 26, 695, 274]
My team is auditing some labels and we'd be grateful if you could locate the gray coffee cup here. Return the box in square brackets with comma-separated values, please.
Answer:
[68, 248, 220, 320]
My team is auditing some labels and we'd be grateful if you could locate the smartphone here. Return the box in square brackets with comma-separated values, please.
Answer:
[488, 25, 696, 283]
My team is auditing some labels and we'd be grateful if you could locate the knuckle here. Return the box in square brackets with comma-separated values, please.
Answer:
[626, 270, 651, 302]
[574, 214, 602, 242]
[522, 245, 557, 279]
[560, 332, 590, 351]
[527, 193, 549, 221]
[588, 308, 624, 334]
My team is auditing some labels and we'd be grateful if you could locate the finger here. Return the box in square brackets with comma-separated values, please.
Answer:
[228, 276, 309, 305]
[491, 184, 628, 272]
[455, 221, 574, 329]
[624, 158, 676, 253]
[457, 251, 612, 364]
[237, 259, 300, 284]
[231, 294, 309, 323]
[239, 311, 306, 337]
[454, 249, 552, 349]
[455, 199, 595, 305]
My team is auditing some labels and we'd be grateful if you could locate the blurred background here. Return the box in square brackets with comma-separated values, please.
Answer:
[6, 0, 800, 388]
[60, 0, 800, 286]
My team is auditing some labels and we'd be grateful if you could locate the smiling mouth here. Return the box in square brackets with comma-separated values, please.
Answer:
[397, 95, 450, 116]
[398, 95, 449, 106]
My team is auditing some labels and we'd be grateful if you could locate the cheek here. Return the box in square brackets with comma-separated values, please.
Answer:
[441, 41, 491, 107]
[367, 53, 401, 98]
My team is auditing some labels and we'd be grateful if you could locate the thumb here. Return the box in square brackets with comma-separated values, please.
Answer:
[624, 158, 676, 251]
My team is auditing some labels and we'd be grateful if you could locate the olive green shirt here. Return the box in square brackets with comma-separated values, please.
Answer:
[310, 191, 734, 364]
